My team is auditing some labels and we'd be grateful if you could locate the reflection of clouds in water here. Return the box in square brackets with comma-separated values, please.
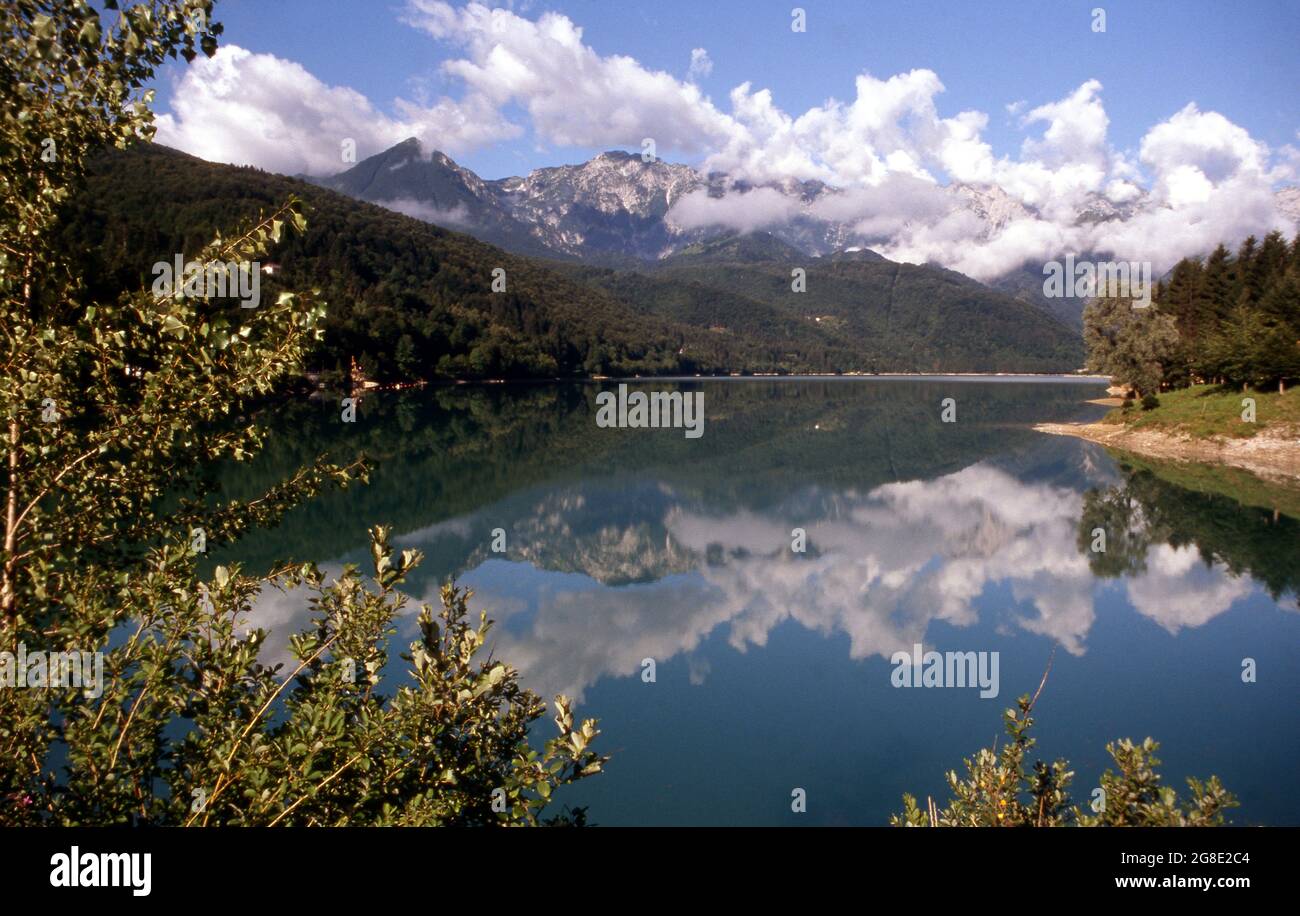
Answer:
[242, 462, 1261, 701]
[1124, 543, 1251, 633]
[465, 576, 727, 702]
[668, 509, 789, 554]
[392, 515, 474, 546]
[668, 464, 1097, 661]
[464, 465, 1071, 699]
[241, 581, 321, 673]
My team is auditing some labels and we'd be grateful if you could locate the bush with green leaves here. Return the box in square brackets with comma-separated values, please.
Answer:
[1082, 295, 1180, 399]
[1, 0, 604, 825]
[891, 693, 1237, 827]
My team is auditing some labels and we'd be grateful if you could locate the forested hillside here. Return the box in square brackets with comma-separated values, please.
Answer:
[58, 144, 1085, 381]
[659, 238, 1085, 373]
[552, 233, 1085, 374]
[58, 143, 747, 382]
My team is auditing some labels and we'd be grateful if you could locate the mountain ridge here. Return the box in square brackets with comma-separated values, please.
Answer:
[310, 139, 1300, 332]
[58, 142, 1085, 381]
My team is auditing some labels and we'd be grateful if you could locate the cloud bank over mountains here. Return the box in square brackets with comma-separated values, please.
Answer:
[156, 0, 1299, 280]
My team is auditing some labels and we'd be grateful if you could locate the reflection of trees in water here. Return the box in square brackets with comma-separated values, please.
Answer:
[1077, 488, 1160, 578]
[218, 381, 1099, 574]
[1078, 464, 1300, 600]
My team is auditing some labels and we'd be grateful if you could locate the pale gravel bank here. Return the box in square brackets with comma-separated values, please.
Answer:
[1034, 422, 1300, 483]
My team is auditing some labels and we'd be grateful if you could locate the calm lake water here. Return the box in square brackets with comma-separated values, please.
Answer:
[221, 378, 1300, 825]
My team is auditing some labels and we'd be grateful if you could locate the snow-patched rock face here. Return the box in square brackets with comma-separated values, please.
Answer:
[1073, 190, 1150, 226]
[493, 151, 702, 218]
[942, 183, 1149, 237]
[429, 148, 495, 200]
[1276, 186, 1300, 227]
[487, 151, 706, 257]
[946, 183, 1034, 237]
[319, 140, 1300, 270]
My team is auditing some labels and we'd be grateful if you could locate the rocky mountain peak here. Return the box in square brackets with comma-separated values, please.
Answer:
[313, 141, 1298, 288]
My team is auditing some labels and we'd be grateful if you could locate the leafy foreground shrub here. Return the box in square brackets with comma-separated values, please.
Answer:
[1141, 393, 1161, 411]
[5, 525, 605, 826]
[892, 694, 1237, 826]
[0, 0, 602, 825]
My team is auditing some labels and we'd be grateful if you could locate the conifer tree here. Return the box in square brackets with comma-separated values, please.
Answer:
[1201, 244, 1235, 321]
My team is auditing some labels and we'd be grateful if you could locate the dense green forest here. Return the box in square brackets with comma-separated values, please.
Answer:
[58, 144, 1085, 383]
[1084, 231, 1300, 396]
[57, 143, 753, 383]
[550, 233, 1085, 374]
[1158, 232, 1300, 390]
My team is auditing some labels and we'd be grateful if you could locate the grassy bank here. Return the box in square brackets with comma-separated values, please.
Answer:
[1102, 384, 1300, 439]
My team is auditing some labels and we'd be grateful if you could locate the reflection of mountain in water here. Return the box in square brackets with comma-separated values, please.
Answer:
[225, 381, 1295, 705]
[400, 484, 697, 586]
[217, 379, 1104, 576]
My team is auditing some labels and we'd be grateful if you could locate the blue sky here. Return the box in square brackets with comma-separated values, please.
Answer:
[153, 0, 1299, 180]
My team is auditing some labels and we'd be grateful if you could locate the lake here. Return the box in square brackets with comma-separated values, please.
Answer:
[220, 378, 1300, 826]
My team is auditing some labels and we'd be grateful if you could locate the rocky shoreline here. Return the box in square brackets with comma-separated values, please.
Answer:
[1034, 421, 1300, 482]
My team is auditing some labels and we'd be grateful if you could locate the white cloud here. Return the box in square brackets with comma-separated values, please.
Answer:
[808, 175, 955, 238]
[376, 198, 473, 227]
[1021, 79, 1109, 174]
[850, 94, 1295, 279]
[687, 48, 713, 82]
[1125, 544, 1250, 633]
[1140, 103, 1268, 201]
[667, 187, 799, 233]
[155, 44, 519, 175]
[402, 0, 739, 153]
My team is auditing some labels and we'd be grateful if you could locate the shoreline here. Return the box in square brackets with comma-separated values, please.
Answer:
[438, 372, 1107, 385]
[307, 372, 1109, 394]
[1035, 421, 1300, 483]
